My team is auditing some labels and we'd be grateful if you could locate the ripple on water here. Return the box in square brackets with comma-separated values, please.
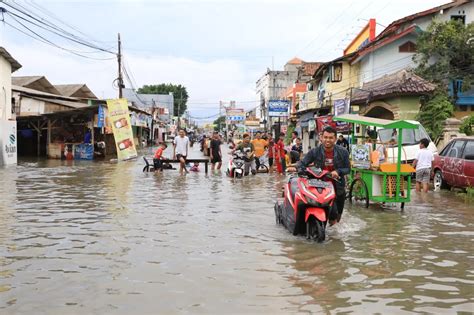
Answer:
[1, 154, 473, 314]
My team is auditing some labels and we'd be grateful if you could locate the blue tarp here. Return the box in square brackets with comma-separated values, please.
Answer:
[299, 111, 316, 128]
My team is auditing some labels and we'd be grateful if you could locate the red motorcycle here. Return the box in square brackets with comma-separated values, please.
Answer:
[274, 167, 337, 242]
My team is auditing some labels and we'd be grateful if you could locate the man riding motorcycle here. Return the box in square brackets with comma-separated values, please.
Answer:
[297, 126, 350, 225]
[233, 133, 256, 176]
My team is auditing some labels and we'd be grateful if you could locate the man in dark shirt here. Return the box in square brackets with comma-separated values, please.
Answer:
[210, 131, 222, 170]
[336, 135, 349, 151]
[291, 137, 303, 163]
[298, 126, 350, 225]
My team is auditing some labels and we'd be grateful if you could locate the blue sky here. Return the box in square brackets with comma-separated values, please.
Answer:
[1, 0, 448, 121]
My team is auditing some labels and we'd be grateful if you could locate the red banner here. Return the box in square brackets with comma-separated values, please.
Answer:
[316, 115, 351, 133]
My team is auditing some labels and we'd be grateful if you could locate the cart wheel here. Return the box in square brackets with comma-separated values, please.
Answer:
[349, 179, 369, 208]
[401, 202, 405, 211]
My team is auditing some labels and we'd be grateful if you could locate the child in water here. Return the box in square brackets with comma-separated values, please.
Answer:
[190, 162, 200, 172]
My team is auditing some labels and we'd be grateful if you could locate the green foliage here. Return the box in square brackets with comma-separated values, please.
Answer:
[213, 116, 225, 131]
[137, 84, 188, 117]
[285, 124, 295, 145]
[414, 20, 474, 98]
[460, 114, 474, 136]
[416, 91, 454, 140]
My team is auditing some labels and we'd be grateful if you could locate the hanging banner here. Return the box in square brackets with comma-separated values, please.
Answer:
[317, 115, 351, 133]
[97, 105, 105, 128]
[106, 98, 137, 161]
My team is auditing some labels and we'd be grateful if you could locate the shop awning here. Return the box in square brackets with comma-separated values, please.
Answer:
[299, 111, 315, 128]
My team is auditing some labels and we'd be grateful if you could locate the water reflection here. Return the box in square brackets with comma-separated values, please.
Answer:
[0, 151, 473, 313]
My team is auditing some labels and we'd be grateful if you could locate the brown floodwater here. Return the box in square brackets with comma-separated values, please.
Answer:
[0, 146, 473, 314]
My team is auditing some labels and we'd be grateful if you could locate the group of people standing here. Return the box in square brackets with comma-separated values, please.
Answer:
[231, 130, 304, 175]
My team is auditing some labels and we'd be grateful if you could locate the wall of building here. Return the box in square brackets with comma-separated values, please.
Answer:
[0, 56, 13, 120]
[18, 97, 45, 116]
[358, 2, 474, 85]
[318, 61, 360, 106]
[358, 35, 418, 84]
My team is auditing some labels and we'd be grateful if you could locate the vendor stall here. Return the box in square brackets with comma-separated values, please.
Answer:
[333, 114, 417, 209]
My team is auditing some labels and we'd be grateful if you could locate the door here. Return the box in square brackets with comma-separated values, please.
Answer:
[443, 140, 466, 187]
[461, 140, 474, 188]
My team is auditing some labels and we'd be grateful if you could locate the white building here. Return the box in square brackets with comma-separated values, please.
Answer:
[0, 47, 22, 166]
[255, 58, 302, 130]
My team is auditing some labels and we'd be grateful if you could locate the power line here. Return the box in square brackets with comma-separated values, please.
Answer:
[2, 16, 116, 60]
[2, 4, 116, 55]
[25, 0, 114, 46]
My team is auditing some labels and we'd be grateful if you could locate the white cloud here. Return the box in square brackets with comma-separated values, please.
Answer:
[7, 42, 256, 118]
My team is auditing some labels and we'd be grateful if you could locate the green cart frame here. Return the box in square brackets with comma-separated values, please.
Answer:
[333, 114, 419, 209]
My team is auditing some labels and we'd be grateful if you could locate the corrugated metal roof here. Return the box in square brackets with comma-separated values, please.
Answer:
[54, 84, 97, 99]
[12, 85, 78, 101]
[12, 76, 61, 95]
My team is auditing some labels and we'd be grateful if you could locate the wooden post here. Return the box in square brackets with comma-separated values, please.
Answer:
[47, 119, 51, 158]
[37, 120, 41, 157]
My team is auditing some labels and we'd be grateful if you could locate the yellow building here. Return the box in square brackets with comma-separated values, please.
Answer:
[309, 53, 360, 115]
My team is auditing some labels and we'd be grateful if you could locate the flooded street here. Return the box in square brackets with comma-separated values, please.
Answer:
[0, 147, 473, 314]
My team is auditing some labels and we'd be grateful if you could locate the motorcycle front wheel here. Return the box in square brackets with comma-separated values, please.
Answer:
[306, 217, 325, 243]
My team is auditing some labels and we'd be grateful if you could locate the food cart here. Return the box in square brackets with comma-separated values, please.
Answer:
[333, 114, 417, 209]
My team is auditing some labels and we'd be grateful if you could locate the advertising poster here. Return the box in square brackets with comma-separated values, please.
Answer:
[351, 144, 371, 169]
[106, 99, 137, 161]
[0, 120, 17, 165]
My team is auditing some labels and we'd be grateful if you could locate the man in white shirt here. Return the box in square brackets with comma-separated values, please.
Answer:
[413, 138, 434, 193]
[173, 129, 189, 175]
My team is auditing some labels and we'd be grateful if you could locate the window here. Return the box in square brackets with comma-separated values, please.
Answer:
[399, 41, 417, 53]
[440, 141, 454, 156]
[378, 125, 431, 145]
[448, 140, 466, 158]
[463, 141, 474, 159]
[331, 63, 343, 82]
[451, 15, 466, 25]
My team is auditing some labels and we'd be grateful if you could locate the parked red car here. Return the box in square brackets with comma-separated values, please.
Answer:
[432, 137, 474, 190]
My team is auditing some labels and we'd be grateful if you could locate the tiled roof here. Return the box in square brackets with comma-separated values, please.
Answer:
[351, 70, 436, 104]
[301, 62, 323, 76]
[378, 0, 469, 40]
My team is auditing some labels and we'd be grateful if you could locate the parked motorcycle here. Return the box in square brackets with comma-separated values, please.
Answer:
[226, 151, 245, 178]
[274, 166, 337, 242]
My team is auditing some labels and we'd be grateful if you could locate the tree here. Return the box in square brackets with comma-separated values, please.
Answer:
[213, 116, 225, 131]
[414, 20, 474, 100]
[460, 114, 474, 136]
[137, 84, 188, 117]
[416, 92, 454, 140]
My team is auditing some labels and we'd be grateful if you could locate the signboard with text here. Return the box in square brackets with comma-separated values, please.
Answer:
[106, 98, 138, 161]
[0, 120, 17, 165]
[268, 100, 290, 117]
[226, 108, 245, 123]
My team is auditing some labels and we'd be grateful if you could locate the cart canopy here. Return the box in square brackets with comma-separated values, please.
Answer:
[333, 114, 419, 129]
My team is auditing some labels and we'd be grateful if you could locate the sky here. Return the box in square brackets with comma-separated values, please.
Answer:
[1, 0, 448, 122]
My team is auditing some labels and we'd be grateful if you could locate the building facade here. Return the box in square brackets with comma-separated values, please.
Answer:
[0, 47, 22, 166]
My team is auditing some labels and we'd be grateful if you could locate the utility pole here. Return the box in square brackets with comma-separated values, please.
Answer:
[117, 33, 124, 98]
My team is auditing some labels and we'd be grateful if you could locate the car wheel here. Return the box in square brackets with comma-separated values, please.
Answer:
[434, 170, 450, 190]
